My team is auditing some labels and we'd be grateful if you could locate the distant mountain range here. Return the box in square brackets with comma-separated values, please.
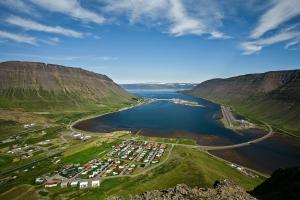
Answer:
[0, 61, 135, 111]
[186, 70, 300, 134]
[121, 83, 198, 90]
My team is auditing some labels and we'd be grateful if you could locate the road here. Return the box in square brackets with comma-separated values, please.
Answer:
[221, 105, 236, 127]
[199, 122, 273, 150]
[0, 152, 62, 176]
[126, 122, 273, 151]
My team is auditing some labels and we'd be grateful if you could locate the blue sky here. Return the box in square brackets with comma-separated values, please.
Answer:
[0, 0, 299, 83]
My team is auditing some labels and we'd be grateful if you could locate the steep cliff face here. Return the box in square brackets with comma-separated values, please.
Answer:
[186, 70, 300, 132]
[0, 61, 134, 111]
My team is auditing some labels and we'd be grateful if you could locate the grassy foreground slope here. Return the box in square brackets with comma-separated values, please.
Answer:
[186, 70, 300, 136]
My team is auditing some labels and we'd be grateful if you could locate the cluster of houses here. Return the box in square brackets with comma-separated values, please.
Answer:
[236, 119, 255, 129]
[79, 159, 117, 178]
[42, 178, 100, 189]
[72, 132, 92, 141]
[229, 163, 259, 178]
[35, 140, 168, 190]
[6, 144, 42, 159]
[107, 140, 168, 165]
[1, 135, 21, 144]
[23, 123, 35, 128]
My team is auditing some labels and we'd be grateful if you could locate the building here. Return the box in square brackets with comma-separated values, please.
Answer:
[79, 181, 88, 189]
[61, 181, 69, 188]
[35, 177, 45, 184]
[70, 181, 78, 187]
[45, 180, 59, 188]
[91, 180, 100, 187]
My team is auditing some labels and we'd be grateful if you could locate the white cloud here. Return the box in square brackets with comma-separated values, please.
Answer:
[0, 0, 35, 15]
[241, 28, 300, 55]
[102, 0, 228, 38]
[30, 0, 105, 24]
[0, 30, 37, 45]
[6, 15, 84, 38]
[3, 53, 118, 62]
[285, 39, 300, 50]
[241, 0, 300, 54]
[98, 56, 118, 61]
[209, 31, 231, 39]
[39, 37, 60, 46]
[251, 0, 300, 39]
[167, 0, 205, 36]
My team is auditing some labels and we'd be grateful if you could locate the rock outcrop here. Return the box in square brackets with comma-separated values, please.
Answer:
[108, 179, 256, 200]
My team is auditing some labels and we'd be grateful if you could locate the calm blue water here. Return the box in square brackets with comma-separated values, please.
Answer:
[75, 89, 300, 174]
[75, 89, 262, 145]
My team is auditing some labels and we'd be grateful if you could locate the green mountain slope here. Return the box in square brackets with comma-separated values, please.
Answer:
[0, 61, 135, 111]
[186, 70, 300, 134]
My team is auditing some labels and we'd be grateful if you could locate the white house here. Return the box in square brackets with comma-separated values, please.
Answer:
[79, 181, 88, 189]
[91, 180, 100, 187]
[70, 181, 78, 187]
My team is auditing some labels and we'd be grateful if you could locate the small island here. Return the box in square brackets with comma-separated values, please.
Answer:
[170, 98, 203, 107]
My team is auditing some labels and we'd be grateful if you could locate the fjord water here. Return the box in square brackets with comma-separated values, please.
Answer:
[75, 89, 262, 146]
[75, 89, 300, 174]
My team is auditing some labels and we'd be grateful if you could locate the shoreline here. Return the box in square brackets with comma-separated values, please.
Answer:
[69, 99, 154, 135]
[68, 93, 276, 177]
[185, 93, 300, 140]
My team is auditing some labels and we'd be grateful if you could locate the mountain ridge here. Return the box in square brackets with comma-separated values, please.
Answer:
[0, 61, 135, 111]
[185, 69, 300, 134]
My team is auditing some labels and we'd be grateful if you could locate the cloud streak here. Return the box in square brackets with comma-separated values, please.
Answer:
[241, 29, 300, 55]
[241, 0, 300, 54]
[0, 0, 35, 15]
[6, 15, 84, 38]
[103, 0, 228, 39]
[0, 30, 37, 45]
[2, 53, 118, 62]
[30, 0, 105, 24]
[251, 0, 300, 39]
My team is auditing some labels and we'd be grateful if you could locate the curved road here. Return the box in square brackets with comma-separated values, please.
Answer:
[199, 122, 273, 150]
[128, 122, 273, 151]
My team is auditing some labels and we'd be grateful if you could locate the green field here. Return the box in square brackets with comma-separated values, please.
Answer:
[61, 140, 119, 165]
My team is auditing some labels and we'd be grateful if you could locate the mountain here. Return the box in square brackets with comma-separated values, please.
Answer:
[251, 166, 300, 200]
[121, 83, 198, 90]
[185, 70, 300, 133]
[0, 61, 135, 111]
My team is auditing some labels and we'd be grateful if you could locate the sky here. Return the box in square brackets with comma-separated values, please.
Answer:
[0, 0, 299, 83]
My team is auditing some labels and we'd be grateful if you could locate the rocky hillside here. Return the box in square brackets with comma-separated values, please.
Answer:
[186, 70, 300, 133]
[108, 179, 256, 200]
[0, 61, 135, 111]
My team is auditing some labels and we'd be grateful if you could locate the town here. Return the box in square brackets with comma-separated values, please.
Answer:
[35, 140, 168, 189]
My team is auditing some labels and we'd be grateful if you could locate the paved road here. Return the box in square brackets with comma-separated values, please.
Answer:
[127, 122, 273, 151]
[221, 105, 236, 127]
[199, 122, 273, 150]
